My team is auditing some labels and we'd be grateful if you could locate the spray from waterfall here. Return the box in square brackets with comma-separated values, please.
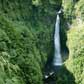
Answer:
[53, 10, 62, 66]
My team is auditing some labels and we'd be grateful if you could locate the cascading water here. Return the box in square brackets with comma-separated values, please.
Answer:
[44, 10, 63, 79]
[53, 11, 62, 66]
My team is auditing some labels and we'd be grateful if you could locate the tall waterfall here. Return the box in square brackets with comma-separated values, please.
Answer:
[44, 10, 63, 79]
[53, 12, 62, 66]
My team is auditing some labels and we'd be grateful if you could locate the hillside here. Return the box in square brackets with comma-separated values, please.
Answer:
[0, 0, 84, 84]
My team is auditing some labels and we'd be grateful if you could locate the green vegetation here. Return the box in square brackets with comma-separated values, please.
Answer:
[75, 0, 84, 21]
[0, 0, 61, 84]
[0, 0, 84, 84]
[63, 0, 84, 84]
[66, 27, 84, 84]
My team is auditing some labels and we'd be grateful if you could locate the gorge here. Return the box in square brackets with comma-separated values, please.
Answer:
[0, 0, 84, 84]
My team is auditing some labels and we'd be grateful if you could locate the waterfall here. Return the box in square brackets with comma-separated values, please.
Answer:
[53, 12, 62, 66]
[44, 10, 63, 79]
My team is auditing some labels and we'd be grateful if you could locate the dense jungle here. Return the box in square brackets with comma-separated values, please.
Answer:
[0, 0, 84, 84]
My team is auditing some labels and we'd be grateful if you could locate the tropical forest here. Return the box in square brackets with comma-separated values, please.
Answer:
[0, 0, 84, 84]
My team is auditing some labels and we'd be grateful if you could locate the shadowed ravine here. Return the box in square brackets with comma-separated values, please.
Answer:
[44, 10, 76, 84]
[44, 66, 76, 84]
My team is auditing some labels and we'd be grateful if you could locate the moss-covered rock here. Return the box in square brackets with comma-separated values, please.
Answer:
[66, 25, 84, 84]
[62, 1, 84, 84]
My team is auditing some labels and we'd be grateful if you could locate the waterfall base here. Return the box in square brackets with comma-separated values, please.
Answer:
[52, 65, 62, 72]
[44, 65, 62, 79]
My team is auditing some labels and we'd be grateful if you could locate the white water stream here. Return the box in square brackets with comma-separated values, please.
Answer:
[45, 10, 63, 79]
[53, 11, 62, 66]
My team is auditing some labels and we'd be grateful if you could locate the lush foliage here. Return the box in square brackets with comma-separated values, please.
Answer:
[0, 0, 84, 84]
[64, 0, 84, 84]
[75, 0, 84, 21]
[0, 0, 62, 84]
[66, 26, 84, 84]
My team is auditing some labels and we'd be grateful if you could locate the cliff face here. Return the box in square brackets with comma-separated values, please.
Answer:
[63, 0, 84, 84]
[0, 0, 62, 84]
